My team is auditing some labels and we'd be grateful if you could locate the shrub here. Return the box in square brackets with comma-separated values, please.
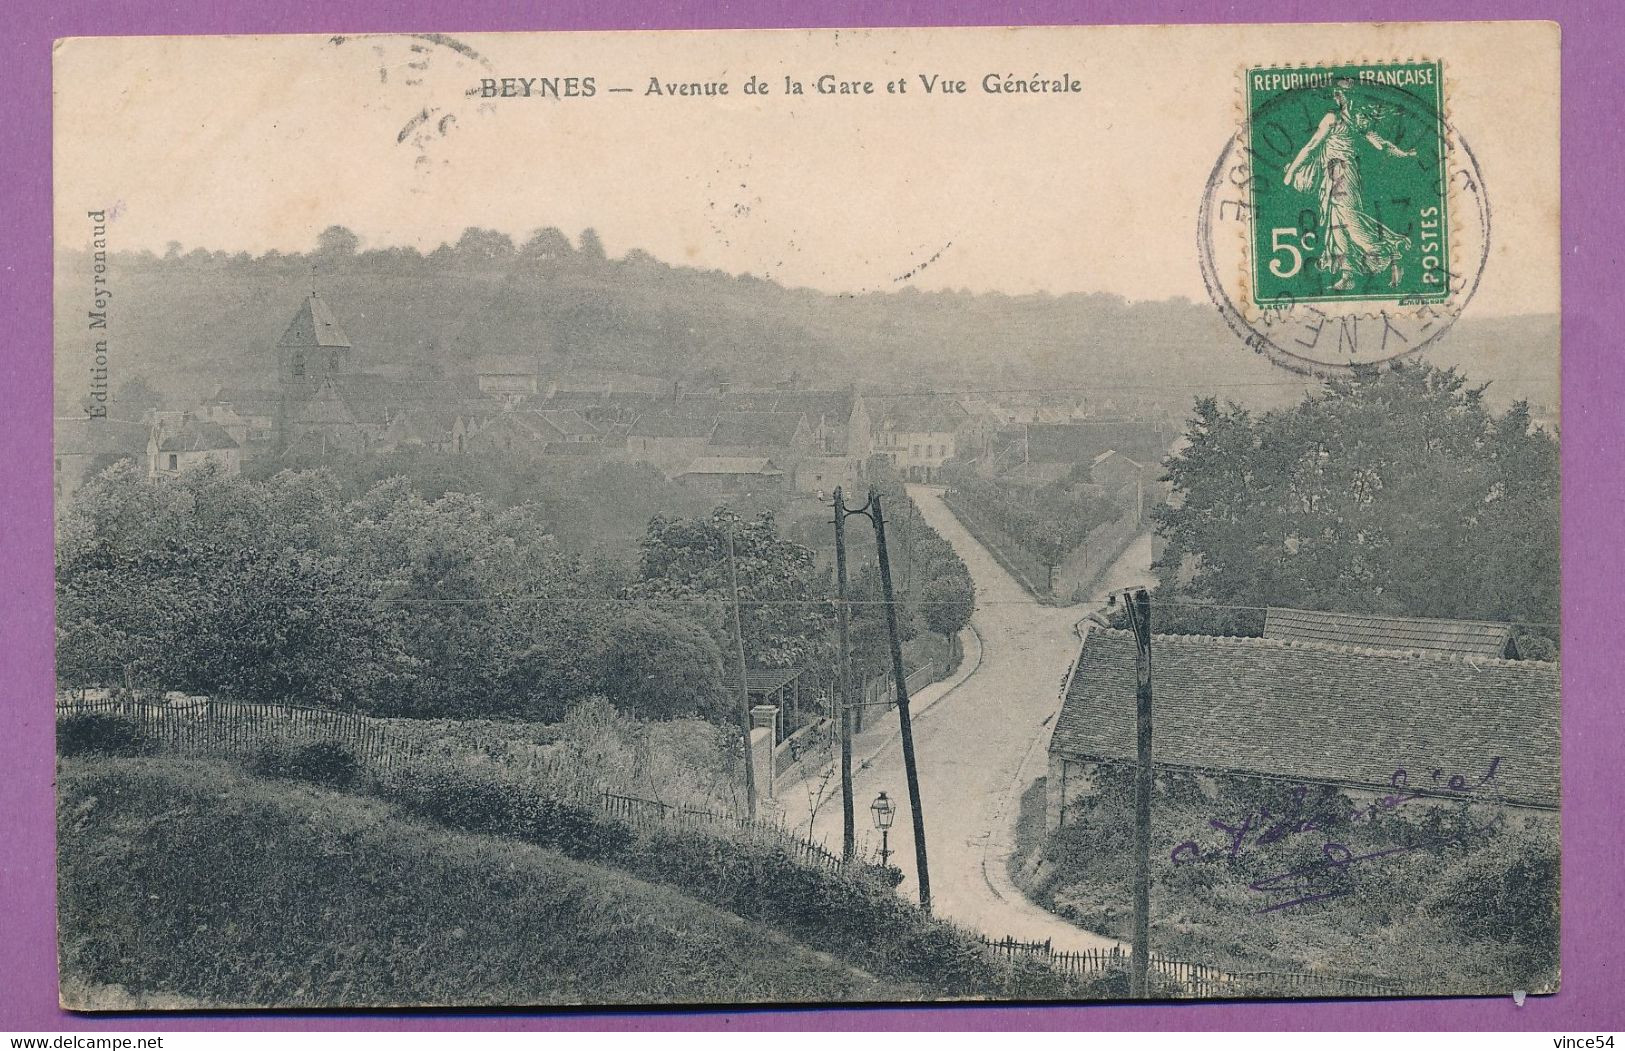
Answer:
[375, 761, 634, 859]
[249, 740, 361, 788]
[370, 754, 1068, 998]
[58, 712, 145, 757]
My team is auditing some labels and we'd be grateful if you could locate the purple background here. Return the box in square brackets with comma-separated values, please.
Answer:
[3, 0, 1620, 1032]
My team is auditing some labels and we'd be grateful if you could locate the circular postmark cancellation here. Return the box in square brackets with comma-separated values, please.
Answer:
[1199, 60, 1491, 377]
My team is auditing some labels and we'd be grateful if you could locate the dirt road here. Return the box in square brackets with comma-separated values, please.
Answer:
[795, 485, 1155, 949]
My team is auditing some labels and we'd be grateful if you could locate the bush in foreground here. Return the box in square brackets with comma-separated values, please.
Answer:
[370, 759, 1073, 999]
[57, 711, 145, 757]
[248, 740, 362, 788]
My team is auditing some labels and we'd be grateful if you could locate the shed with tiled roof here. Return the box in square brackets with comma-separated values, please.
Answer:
[679, 457, 787, 493]
[1047, 628, 1558, 827]
[1263, 607, 1518, 660]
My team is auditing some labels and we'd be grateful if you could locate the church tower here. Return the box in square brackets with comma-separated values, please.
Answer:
[275, 292, 352, 449]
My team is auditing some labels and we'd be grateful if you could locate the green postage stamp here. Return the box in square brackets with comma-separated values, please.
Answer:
[1245, 61, 1449, 307]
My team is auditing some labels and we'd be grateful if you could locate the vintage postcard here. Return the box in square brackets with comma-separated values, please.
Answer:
[51, 21, 1560, 1009]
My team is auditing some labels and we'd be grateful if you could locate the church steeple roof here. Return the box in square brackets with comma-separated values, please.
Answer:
[278, 293, 352, 349]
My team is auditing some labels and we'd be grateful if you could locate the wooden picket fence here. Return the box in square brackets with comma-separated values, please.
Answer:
[980, 938, 1400, 999]
[56, 694, 421, 770]
[982, 934, 1054, 960]
[599, 789, 851, 873]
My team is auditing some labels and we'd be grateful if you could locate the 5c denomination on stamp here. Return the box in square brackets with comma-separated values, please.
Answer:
[1200, 59, 1490, 377]
[1247, 62, 1448, 308]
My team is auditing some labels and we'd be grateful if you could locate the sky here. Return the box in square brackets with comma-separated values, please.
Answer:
[54, 22, 1559, 313]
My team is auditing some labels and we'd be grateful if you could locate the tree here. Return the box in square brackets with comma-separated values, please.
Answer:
[630, 508, 833, 671]
[921, 576, 974, 641]
[55, 462, 411, 704]
[454, 226, 516, 264]
[519, 226, 576, 270]
[1153, 363, 1560, 646]
[577, 227, 607, 262]
[596, 608, 729, 721]
[315, 225, 361, 257]
[110, 375, 162, 421]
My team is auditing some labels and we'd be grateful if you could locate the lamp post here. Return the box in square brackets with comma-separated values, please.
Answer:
[870, 790, 896, 867]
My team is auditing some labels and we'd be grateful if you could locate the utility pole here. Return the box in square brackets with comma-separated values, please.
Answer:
[869, 488, 932, 911]
[830, 487, 859, 862]
[725, 523, 758, 819]
[1121, 586, 1154, 998]
[903, 503, 914, 597]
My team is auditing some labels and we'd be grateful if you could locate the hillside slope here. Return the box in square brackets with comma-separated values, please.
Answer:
[54, 245, 1557, 424]
[57, 757, 900, 1009]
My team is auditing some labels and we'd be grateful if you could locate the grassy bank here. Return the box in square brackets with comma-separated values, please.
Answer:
[57, 757, 902, 1009]
[1012, 768, 1559, 995]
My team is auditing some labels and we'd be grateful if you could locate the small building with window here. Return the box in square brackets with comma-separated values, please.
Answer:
[146, 415, 242, 479]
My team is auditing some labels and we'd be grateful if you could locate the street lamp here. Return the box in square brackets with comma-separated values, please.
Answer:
[870, 790, 897, 866]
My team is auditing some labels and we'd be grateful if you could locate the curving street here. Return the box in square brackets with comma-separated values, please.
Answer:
[794, 484, 1156, 950]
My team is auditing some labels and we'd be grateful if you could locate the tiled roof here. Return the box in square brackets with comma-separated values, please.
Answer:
[766, 390, 856, 421]
[277, 294, 351, 349]
[1091, 449, 1143, 469]
[872, 394, 970, 420]
[708, 411, 807, 449]
[1022, 422, 1118, 465]
[472, 411, 550, 444]
[208, 388, 281, 416]
[628, 414, 717, 439]
[287, 383, 361, 428]
[545, 389, 612, 407]
[1052, 628, 1558, 808]
[328, 375, 475, 427]
[881, 411, 961, 435]
[532, 409, 600, 437]
[681, 457, 784, 477]
[745, 668, 802, 692]
[383, 409, 458, 445]
[1264, 607, 1515, 659]
[675, 390, 854, 420]
[157, 419, 240, 453]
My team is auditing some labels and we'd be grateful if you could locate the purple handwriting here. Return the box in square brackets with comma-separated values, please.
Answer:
[1169, 757, 1501, 870]
[1246, 818, 1497, 914]
[1165, 757, 1503, 913]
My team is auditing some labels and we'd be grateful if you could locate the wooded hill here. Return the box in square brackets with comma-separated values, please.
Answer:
[52, 229, 1560, 418]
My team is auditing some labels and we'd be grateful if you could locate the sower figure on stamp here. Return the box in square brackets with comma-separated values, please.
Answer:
[1283, 80, 1416, 291]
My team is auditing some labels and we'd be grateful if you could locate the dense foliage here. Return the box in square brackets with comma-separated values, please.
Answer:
[251, 448, 724, 560]
[1029, 764, 1558, 993]
[945, 470, 1122, 570]
[57, 454, 978, 727]
[1152, 363, 1560, 648]
[367, 756, 1082, 999]
[629, 508, 833, 672]
[868, 465, 976, 650]
[55, 462, 748, 721]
